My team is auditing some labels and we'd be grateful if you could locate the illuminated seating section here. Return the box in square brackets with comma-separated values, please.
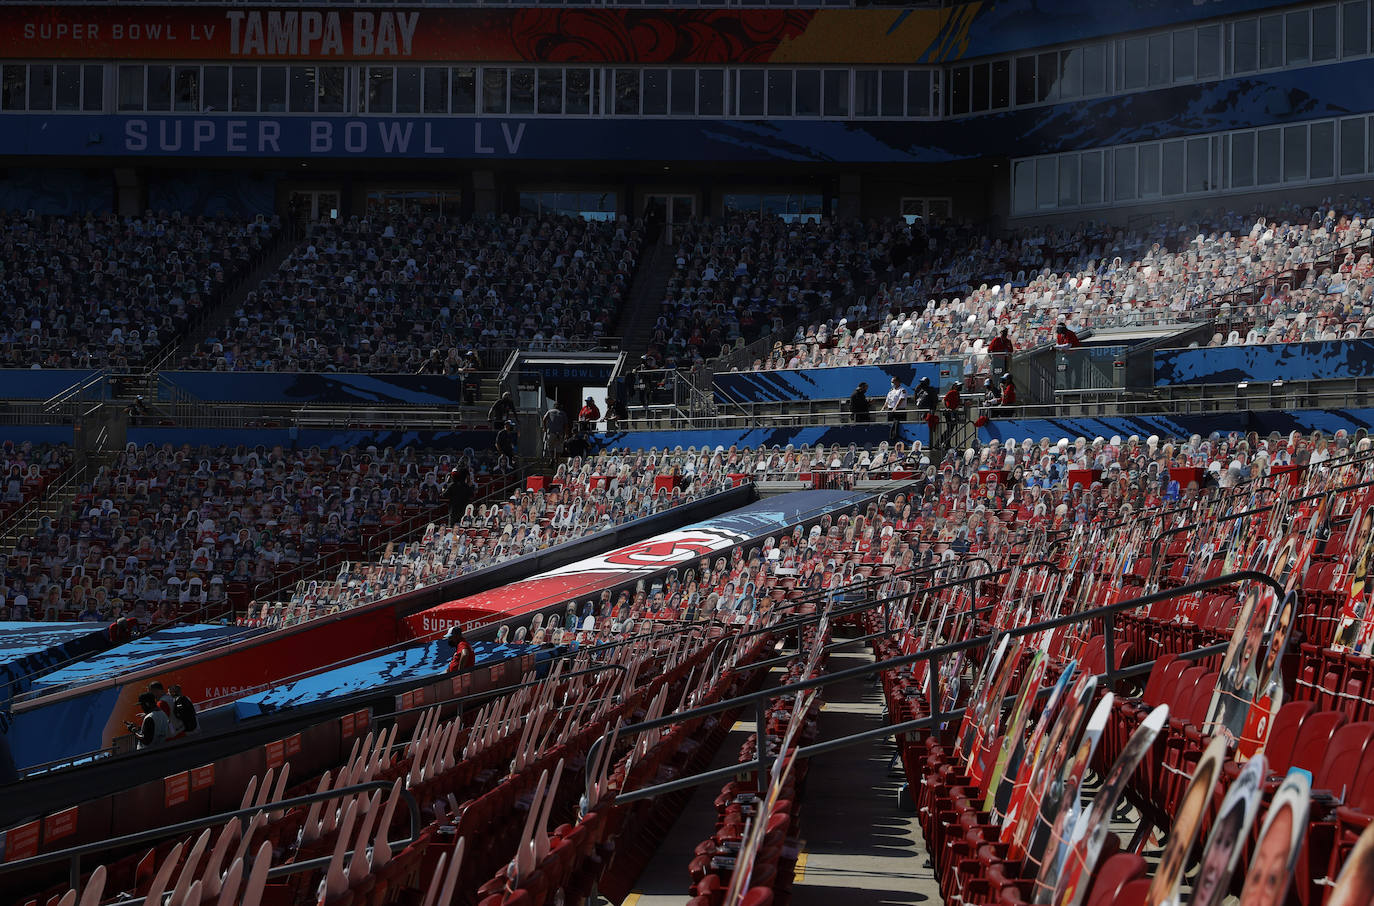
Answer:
[0, 211, 277, 369]
[182, 213, 640, 372]
[694, 204, 1374, 376]
[14, 429, 1374, 906]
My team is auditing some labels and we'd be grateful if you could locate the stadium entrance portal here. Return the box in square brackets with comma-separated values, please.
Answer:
[644, 193, 694, 245]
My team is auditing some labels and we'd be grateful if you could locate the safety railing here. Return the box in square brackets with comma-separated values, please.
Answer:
[0, 779, 420, 893]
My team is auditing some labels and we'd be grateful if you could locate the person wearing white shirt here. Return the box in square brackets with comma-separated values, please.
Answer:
[884, 377, 908, 442]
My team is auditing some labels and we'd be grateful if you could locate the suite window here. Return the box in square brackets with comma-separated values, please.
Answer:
[366, 67, 394, 113]
[289, 66, 313, 113]
[1036, 51, 1057, 101]
[393, 67, 420, 114]
[1313, 5, 1339, 60]
[1173, 29, 1196, 81]
[1036, 158, 1057, 209]
[907, 70, 932, 116]
[1311, 121, 1335, 179]
[967, 63, 988, 113]
[26, 64, 54, 111]
[1162, 140, 1186, 195]
[640, 69, 667, 116]
[82, 65, 102, 112]
[509, 69, 534, 115]
[1058, 49, 1082, 99]
[1258, 14, 1284, 69]
[1121, 36, 1147, 90]
[173, 66, 201, 112]
[990, 60, 1010, 108]
[538, 69, 563, 115]
[1197, 25, 1222, 79]
[614, 70, 638, 116]
[143, 65, 170, 112]
[698, 70, 724, 116]
[1284, 124, 1308, 181]
[260, 66, 287, 113]
[1081, 150, 1104, 205]
[317, 67, 344, 112]
[854, 70, 879, 117]
[1186, 137, 1211, 191]
[1057, 155, 1079, 206]
[1013, 159, 1035, 213]
[737, 69, 763, 116]
[950, 66, 969, 115]
[768, 70, 793, 117]
[565, 69, 592, 115]
[671, 69, 695, 116]
[1014, 55, 1036, 106]
[1148, 33, 1171, 85]
[232, 66, 258, 113]
[483, 68, 508, 114]
[795, 70, 820, 116]
[53, 64, 82, 111]
[2, 65, 24, 111]
[424, 67, 449, 114]
[202, 66, 228, 112]
[1343, 1, 1369, 57]
[1232, 19, 1258, 73]
[1139, 143, 1161, 196]
[1082, 43, 1107, 95]
[1231, 131, 1256, 187]
[451, 67, 476, 114]
[1286, 10, 1311, 65]
[1341, 117, 1367, 175]
[1256, 127, 1281, 183]
[1114, 147, 1137, 200]
[118, 65, 143, 111]
[822, 70, 848, 117]
[882, 70, 904, 116]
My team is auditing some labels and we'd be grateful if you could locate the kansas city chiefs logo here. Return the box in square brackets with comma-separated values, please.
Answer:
[603, 536, 719, 566]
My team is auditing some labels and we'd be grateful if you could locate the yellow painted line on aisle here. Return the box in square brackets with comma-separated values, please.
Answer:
[623, 894, 642, 906]
[794, 851, 809, 882]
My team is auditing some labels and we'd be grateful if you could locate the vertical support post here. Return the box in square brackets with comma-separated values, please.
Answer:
[754, 700, 769, 794]
[1103, 610, 1117, 688]
[928, 652, 944, 732]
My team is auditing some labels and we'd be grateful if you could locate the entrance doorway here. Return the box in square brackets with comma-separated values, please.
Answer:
[288, 190, 341, 224]
[644, 193, 695, 244]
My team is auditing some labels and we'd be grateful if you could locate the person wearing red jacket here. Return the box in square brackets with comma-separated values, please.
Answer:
[1001, 376, 1017, 408]
[943, 383, 962, 428]
[1055, 322, 1082, 349]
[577, 397, 601, 432]
[445, 626, 475, 673]
[988, 327, 1014, 374]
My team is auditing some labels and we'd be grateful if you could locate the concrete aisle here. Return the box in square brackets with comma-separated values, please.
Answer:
[789, 643, 941, 906]
[608, 675, 773, 906]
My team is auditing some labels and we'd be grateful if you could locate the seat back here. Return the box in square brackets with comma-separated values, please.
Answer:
[1085, 852, 1148, 906]
[1264, 700, 1318, 771]
[1314, 721, 1374, 798]
[1288, 710, 1350, 777]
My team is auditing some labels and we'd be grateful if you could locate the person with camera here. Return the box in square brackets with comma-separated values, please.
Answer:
[126, 692, 170, 750]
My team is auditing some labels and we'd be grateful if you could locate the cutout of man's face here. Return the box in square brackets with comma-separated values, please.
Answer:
[1238, 806, 1295, 906]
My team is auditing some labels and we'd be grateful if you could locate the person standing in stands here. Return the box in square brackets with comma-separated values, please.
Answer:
[605, 394, 629, 431]
[884, 377, 908, 441]
[633, 362, 653, 413]
[1055, 322, 1082, 349]
[150, 681, 183, 738]
[915, 376, 937, 417]
[541, 406, 568, 462]
[445, 625, 475, 673]
[578, 397, 601, 432]
[988, 327, 1014, 376]
[170, 685, 198, 736]
[849, 382, 871, 423]
[1001, 375, 1017, 409]
[488, 392, 517, 431]
[442, 465, 476, 522]
[943, 382, 962, 428]
[496, 422, 518, 462]
[460, 351, 481, 406]
[127, 692, 170, 750]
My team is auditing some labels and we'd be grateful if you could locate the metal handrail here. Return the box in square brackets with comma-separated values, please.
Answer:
[584, 567, 1285, 806]
[0, 779, 421, 892]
